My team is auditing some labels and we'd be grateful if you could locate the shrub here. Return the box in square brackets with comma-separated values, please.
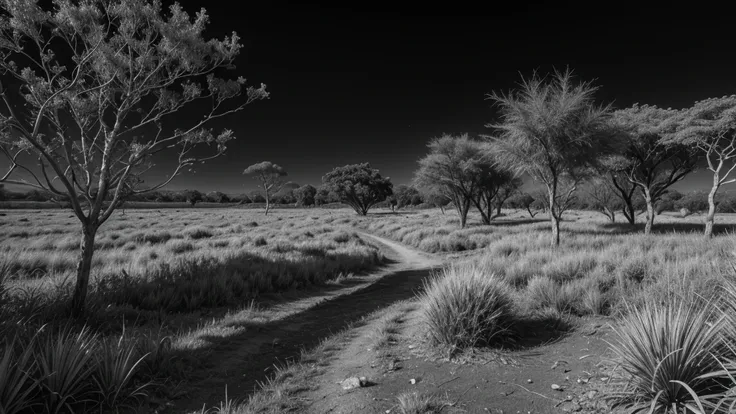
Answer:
[187, 227, 213, 240]
[253, 237, 267, 247]
[609, 298, 726, 413]
[418, 262, 514, 356]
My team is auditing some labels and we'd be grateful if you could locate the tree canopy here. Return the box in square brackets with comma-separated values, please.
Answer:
[322, 163, 392, 215]
[243, 161, 288, 215]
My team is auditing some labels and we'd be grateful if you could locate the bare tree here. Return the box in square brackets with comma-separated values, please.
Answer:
[243, 161, 288, 215]
[667, 96, 736, 238]
[608, 171, 638, 225]
[414, 134, 484, 228]
[610, 104, 698, 235]
[486, 69, 617, 246]
[0, 0, 268, 315]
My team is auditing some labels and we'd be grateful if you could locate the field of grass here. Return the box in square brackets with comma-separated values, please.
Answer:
[0, 207, 386, 412]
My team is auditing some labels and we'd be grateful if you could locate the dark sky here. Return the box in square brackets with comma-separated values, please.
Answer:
[6, 3, 736, 194]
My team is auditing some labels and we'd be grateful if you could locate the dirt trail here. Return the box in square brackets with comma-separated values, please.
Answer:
[169, 233, 442, 413]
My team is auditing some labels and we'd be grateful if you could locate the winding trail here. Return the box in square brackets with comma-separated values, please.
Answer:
[170, 232, 442, 413]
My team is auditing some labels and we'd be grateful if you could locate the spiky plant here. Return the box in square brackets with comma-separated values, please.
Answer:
[34, 326, 97, 413]
[0, 337, 39, 414]
[418, 262, 514, 357]
[609, 298, 727, 413]
[92, 331, 151, 410]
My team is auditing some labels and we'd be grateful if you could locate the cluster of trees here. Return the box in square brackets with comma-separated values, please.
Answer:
[412, 70, 736, 244]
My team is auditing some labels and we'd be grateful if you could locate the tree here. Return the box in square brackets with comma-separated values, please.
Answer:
[675, 191, 709, 213]
[472, 158, 518, 224]
[508, 193, 539, 218]
[322, 163, 393, 216]
[0, 0, 268, 315]
[610, 104, 698, 234]
[667, 96, 736, 237]
[184, 189, 203, 207]
[314, 186, 333, 206]
[421, 188, 450, 214]
[294, 184, 317, 207]
[486, 69, 617, 245]
[243, 162, 288, 215]
[393, 184, 421, 209]
[608, 172, 639, 225]
[584, 178, 622, 222]
[414, 134, 485, 228]
[206, 191, 230, 203]
[491, 174, 522, 218]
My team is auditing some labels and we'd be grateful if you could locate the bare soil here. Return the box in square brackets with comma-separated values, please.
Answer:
[166, 233, 442, 413]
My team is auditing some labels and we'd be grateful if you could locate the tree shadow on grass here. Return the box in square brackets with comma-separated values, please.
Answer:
[571, 221, 736, 236]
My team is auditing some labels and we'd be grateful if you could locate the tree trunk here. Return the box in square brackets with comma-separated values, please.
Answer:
[622, 198, 636, 225]
[496, 203, 502, 218]
[705, 172, 720, 239]
[548, 184, 560, 246]
[643, 189, 655, 235]
[264, 189, 270, 215]
[456, 197, 471, 228]
[70, 224, 97, 316]
[527, 206, 537, 218]
[439, 205, 445, 214]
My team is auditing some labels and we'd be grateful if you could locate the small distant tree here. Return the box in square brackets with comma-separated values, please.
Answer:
[243, 162, 288, 215]
[508, 193, 539, 218]
[393, 184, 420, 209]
[610, 104, 698, 234]
[472, 159, 518, 224]
[386, 195, 398, 212]
[675, 192, 709, 214]
[608, 172, 639, 225]
[184, 190, 203, 207]
[667, 96, 736, 237]
[294, 184, 317, 207]
[0, 0, 268, 315]
[491, 175, 522, 218]
[314, 186, 333, 206]
[322, 163, 393, 216]
[247, 191, 265, 204]
[415, 134, 485, 228]
[206, 191, 230, 203]
[487, 69, 618, 245]
[585, 178, 622, 222]
[420, 188, 450, 214]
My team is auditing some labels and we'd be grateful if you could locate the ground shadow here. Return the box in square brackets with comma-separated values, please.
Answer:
[575, 221, 736, 236]
[507, 314, 573, 350]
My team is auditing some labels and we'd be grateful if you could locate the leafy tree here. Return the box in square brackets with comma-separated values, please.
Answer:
[415, 134, 485, 228]
[243, 162, 288, 215]
[471, 158, 518, 224]
[294, 184, 317, 207]
[0, 0, 267, 315]
[609, 104, 698, 234]
[487, 69, 617, 245]
[392, 184, 419, 209]
[322, 163, 393, 216]
[608, 172, 640, 225]
[206, 191, 230, 203]
[420, 188, 450, 214]
[667, 96, 736, 237]
[314, 186, 334, 206]
[508, 193, 539, 218]
[184, 189, 203, 207]
[584, 178, 622, 222]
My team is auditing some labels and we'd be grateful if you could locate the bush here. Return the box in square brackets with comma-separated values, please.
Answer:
[418, 262, 514, 356]
[609, 298, 726, 413]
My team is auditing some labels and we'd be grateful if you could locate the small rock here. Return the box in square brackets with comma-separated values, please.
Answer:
[341, 377, 367, 390]
[527, 379, 533, 383]
[586, 390, 597, 399]
[551, 384, 563, 391]
[409, 378, 416, 385]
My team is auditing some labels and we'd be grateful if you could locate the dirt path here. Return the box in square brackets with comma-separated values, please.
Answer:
[169, 233, 442, 413]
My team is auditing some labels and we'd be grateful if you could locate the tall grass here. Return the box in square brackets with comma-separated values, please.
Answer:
[418, 262, 514, 356]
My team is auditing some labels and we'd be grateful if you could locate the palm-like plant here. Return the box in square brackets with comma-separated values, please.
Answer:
[609, 298, 726, 413]
[93, 331, 151, 410]
[0, 337, 40, 414]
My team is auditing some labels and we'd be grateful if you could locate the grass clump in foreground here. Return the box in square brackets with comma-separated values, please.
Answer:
[608, 292, 733, 413]
[417, 262, 514, 357]
[396, 391, 451, 414]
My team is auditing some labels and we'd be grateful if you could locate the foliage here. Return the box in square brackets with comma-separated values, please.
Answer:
[243, 162, 289, 214]
[414, 134, 486, 228]
[393, 184, 423, 209]
[584, 178, 623, 222]
[487, 69, 618, 245]
[609, 298, 726, 413]
[609, 104, 698, 234]
[321, 163, 393, 215]
[206, 191, 231, 203]
[294, 184, 317, 207]
[184, 190, 203, 207]
[0, 0, 268, 314]
[418, 262, 514, 357]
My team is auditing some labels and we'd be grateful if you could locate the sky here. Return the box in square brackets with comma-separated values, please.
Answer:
[4, 3, 736, 194]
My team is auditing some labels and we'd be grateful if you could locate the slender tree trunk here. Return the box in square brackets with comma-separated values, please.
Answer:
[456, 196, 471, 228]
[496, 203, 502, 218]
[264, 188, 270, 215]
[622, 198, 635, 225]
[527, 206, 537, 218]
[71, 223, 97, 316]
[439, 205, 445, 214]
[643, 189, 655, 235]
[548, 182, 560, 246]
[705, 171, 720, 239]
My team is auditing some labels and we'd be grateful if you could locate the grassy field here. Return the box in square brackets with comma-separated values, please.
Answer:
[3, 205, 736, 412]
